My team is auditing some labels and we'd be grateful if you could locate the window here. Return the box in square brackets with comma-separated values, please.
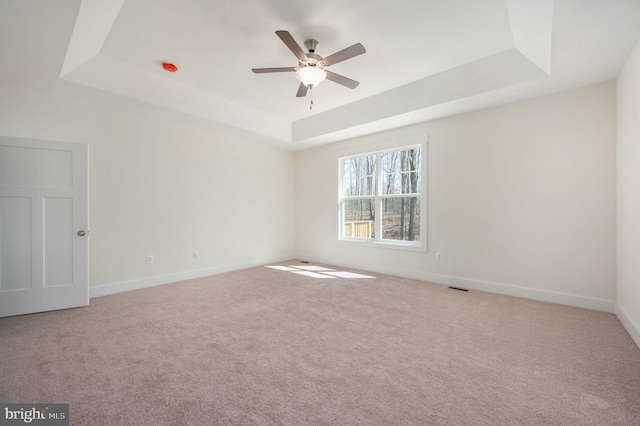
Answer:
[338, 137, 426, 251]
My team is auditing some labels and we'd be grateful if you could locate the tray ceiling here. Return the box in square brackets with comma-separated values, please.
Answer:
[3, 0, 640, 150]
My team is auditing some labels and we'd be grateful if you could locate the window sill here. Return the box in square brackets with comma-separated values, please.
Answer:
[338, 237, 427, 252]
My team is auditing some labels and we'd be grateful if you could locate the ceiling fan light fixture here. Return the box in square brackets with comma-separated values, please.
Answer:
[296, 65, 326, 87]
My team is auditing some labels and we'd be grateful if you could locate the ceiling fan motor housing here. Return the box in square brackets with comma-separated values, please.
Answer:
[304, 39, 319, 53]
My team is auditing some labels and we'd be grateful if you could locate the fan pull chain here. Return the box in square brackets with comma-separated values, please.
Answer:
[309, 85, 314, 110]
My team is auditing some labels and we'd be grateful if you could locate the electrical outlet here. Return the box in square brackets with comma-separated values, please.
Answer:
[147, 255, 154, 263]
[436, 252, 442, 261]
[192, 251, 198, 260]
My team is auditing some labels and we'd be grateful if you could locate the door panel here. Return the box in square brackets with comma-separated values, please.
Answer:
[0, 137, 88, 317]
[0, 145, 73, 188]
[0, 196, 32, 291]
[44, 197, 74, 287]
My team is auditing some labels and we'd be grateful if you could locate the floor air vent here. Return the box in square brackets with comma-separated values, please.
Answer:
[448, 286, 469, 292]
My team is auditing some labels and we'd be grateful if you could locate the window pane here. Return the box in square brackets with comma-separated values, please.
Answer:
[343, 199, 375, 238]
[381, 148, 421, 195]
[382, 197, 420, 241]
[343, 155, 376, 196]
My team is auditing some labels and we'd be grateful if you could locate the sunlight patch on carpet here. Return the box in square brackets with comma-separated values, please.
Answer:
[293, 265, 335, 271]
[321, 271, 375, 278]
[265, 265, 375, 279]
[291, 271, 337, 279]
[265, 266, 299, 271]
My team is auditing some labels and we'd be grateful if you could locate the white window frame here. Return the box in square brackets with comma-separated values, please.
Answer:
[337, 135, 428, 252]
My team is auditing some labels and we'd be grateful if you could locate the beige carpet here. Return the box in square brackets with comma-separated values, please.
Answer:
[1, 260, 639, 425]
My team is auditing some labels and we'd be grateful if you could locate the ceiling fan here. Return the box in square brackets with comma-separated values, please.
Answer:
[252, 30, 366, 108]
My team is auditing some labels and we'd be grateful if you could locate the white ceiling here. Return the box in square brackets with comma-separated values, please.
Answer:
[2, 0, 640, 151]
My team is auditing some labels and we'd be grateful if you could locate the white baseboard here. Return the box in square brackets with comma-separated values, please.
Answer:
[297, 253, 615, 313]
[89, 254, 295, 298]
[615, 303, 640, 349]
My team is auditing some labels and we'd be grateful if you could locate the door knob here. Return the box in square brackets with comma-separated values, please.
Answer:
[77, 230, 87, 237]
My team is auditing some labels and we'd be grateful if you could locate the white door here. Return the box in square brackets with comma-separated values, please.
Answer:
[0, 136, 88, 317]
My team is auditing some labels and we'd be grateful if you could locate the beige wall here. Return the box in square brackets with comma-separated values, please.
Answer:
[295, 82, 617, 310]
[0, 82, 295, 291]
[617, 40, 640, 346]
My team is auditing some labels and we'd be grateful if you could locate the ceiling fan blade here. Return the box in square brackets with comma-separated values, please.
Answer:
[296, 82, 309, 97]
[325, 71, 360, 89]
[322, 43, 366, 66]
[276, 30, 308, 62]
[252, 67, 297, 73]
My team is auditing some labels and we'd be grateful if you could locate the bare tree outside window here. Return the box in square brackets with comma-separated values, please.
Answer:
[381, 148, 421, 241]
[343, 155, 376, 197]
[343, 155, 376, 238]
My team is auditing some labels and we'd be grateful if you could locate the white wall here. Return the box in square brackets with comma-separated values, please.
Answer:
[295, 82, 617, 311]
[0, 82, 295, 294]
[0, 76, 626, 324]
[617, 40, 640, 347]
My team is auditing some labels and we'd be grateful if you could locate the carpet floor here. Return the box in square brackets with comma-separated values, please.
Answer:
[1, 260, 639, 425]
